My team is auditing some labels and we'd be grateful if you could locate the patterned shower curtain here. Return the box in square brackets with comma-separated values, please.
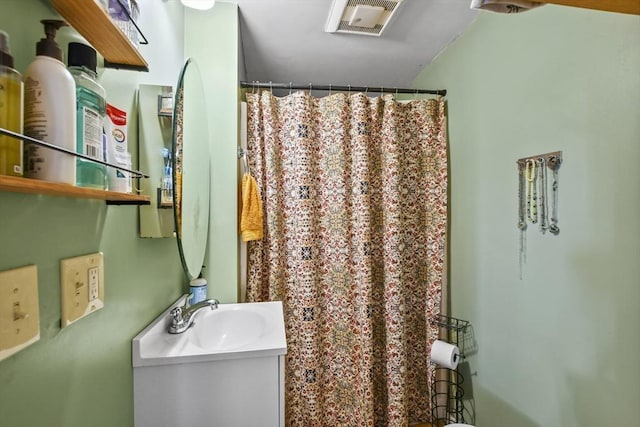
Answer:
[245, 90, 448, 426]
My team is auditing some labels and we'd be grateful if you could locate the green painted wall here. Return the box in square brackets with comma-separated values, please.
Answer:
[185, 2, 240, 304]
[0, 1, 238, 426]
[413, 6, 640, 427]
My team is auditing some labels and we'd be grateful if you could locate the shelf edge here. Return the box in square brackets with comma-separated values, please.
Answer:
[0, 175, 150, 205]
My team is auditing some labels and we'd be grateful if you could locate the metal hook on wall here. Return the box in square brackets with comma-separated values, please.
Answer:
[237, 147, 250, 174]
[547, 154, 562, 170]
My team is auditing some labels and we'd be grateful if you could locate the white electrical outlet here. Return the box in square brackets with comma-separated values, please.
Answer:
[88, 267, 99, 301]
[60, 253, 104, 328]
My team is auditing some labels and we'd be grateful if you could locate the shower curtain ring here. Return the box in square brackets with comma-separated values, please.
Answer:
[348, 85, 351, 95]
[289, 82, 292, 95]
[269, 81, 273, 93]
[309, 83, 313, 96]
[329, 84, 332, 96]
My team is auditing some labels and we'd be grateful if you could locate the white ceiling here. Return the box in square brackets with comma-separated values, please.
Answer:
[236, 0, 478, 89]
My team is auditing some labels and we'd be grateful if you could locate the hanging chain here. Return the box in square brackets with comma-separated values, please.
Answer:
[518, 161, 528, 279]
[526, 159, 538, 223]
[549, 157, 561, 235]
[537, 157, 548, 234]
[518, 161, 527, 231]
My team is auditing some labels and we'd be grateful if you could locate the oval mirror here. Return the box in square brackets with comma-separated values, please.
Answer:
[172, 58, 210, 280]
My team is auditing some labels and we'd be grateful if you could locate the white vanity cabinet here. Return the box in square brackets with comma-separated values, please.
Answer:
[132, 300, 287, 427]
[133, 354, 285, 427]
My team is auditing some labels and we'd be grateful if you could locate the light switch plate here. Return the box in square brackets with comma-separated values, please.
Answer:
[60, 253, 104, 328]
[0, 265, 40, 362]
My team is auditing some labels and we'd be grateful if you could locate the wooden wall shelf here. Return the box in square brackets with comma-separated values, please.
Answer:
[0, 175, 150, 205]
[52, 0, 149, 71]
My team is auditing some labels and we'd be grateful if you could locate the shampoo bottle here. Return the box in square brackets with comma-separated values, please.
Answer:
[68, 42, 107, 189]
[24, 20, 76, 185]
[0, 30, 24, 176]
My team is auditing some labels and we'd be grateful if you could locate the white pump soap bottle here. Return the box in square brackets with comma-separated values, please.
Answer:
[24, 20, 76, 185]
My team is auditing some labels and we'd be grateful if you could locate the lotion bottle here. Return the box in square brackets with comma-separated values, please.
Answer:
[0, 30, 23, 176]
[24, 20, 76, 185]
[68, 42, 107, 189]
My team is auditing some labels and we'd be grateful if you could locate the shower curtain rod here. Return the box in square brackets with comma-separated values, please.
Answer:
[240, 81, 446, 96]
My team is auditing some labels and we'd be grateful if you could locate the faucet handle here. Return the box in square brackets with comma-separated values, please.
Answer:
[170, 306, 184, 324]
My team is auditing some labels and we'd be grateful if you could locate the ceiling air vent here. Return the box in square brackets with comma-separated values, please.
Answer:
[325, 0, 404, 37]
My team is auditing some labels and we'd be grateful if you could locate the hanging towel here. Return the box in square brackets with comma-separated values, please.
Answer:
[240, 172, 263, 242]
[470, 0, 544, 13]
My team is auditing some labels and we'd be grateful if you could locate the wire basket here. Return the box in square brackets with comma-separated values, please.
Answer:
[429, 314, 470, 425]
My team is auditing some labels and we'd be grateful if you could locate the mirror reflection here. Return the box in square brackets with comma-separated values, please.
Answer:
[138, 84, 175, 238]
[172, 58, 210, 280]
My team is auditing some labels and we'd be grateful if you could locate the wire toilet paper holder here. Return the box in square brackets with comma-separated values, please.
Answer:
[429, 314, 470, 425]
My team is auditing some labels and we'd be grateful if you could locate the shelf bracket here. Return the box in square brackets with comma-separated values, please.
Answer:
[103, 60, 149, 72]
[103, 0, 149, 71]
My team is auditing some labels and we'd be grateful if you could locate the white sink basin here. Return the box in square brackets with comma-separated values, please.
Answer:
[191, 305, 267, 351]
[132, 296, 286, 367]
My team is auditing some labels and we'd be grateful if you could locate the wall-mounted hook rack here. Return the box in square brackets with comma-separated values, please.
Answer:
[516, 150, 563, 278]
[517, 150, 562, 170]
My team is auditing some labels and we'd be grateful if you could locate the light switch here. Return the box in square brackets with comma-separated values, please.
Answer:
[0, 265, 40, 362]
[60, 253, 104, 328]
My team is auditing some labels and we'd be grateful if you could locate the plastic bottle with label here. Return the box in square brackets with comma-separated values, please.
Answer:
[0, 30, 23, 177]
[68, 42, 107, 189]
[104, 103, 130, 191]
[189, 277, 207, 305]
[23, 20, 76, 185]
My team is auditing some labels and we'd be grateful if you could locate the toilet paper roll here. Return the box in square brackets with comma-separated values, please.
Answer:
[430, 339, 460, 369]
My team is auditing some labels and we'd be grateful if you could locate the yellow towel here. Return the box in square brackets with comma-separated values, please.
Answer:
[240, 173, 263, 242]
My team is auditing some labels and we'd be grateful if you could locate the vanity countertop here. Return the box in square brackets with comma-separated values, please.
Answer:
[132, 296, 286, 367]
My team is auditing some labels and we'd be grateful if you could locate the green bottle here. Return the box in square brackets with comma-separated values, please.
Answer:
[68, 42, 107, 189]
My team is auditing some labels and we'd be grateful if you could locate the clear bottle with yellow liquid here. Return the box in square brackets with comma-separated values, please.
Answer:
[0, 30, 23, 176]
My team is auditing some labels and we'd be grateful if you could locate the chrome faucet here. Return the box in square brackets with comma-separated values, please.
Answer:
[168, 298, 219, 334]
